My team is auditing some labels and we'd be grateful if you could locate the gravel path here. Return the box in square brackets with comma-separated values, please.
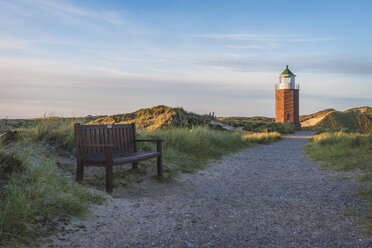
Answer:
[47, 131, 372, 247]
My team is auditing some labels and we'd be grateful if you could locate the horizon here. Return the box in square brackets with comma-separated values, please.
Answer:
[1, 104, 371, 120]
[1, 0, 372, 117]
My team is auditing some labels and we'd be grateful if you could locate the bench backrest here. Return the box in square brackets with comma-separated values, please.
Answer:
[74, 123, 137, 159]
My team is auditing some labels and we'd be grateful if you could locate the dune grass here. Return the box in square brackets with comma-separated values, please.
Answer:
[20, 117, 79, 151]
[305, 132, 372, 171]
[305, 131, 372, 233]
[219, 120, 296, 134]
[138, 127, 281, 177]
[0, 149, 105, 247]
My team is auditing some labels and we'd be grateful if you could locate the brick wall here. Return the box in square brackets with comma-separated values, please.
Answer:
[275, 89, 300, 126]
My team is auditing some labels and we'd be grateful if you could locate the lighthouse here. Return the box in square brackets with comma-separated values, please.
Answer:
[275, 65, 301, 128]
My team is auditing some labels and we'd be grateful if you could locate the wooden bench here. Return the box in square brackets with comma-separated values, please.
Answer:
[74, 123, 163, 192]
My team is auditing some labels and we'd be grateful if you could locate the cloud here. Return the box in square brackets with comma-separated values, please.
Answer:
[193, 53, 372, 75]
[29, 0, 123, 24]
[227, 45, 266, 49]
[195, 33, 333, 42]
[194, 33, 297, 41]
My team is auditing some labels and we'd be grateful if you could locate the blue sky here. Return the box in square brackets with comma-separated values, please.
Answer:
[1, 0, 371, 117]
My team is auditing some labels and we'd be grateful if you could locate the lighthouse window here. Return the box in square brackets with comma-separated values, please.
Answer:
[287, 114, 290, 120]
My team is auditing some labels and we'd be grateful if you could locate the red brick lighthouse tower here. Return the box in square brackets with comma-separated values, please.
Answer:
[275, 65, 301, 128]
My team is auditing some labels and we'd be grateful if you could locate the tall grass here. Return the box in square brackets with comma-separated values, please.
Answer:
[220, 120, 296, 134]
[138, 127, 281, 175]
[21, 117, 77, 151]
[0, 152, 105, 246]
[305, 132, 372, 233]
[305, 132, 372, 171]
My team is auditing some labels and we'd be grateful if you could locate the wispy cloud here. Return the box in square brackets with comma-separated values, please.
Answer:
[194, 33, 296, 41]
[227, 45, 266, 49]
[24, 0, 124, 24]
[194, 54, 372, 75]
[195, 33, 333, 42]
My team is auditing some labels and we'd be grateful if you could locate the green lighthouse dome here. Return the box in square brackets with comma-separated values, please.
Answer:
[280, 65, 296, 77]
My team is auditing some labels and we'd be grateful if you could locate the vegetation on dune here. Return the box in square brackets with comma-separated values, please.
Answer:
[316, 110, 372, 132]
[138, 127, 281, 176]
[305, 132, 372, 233]
[218, 116, 275, 122]
[305, 132, 372, 171]
[300, 106, 372, 131]
[345, 106, 372, 116]
[19, 116, 101, 151]
[88, 105, 215, 129]
[1, 115, 102, 130]
[0, 119, 37, 129]
[218, 119, 296, 134]
[0, 147, 105, 246]
[20, 117, 78, 152]
[299, 108, 336, 122]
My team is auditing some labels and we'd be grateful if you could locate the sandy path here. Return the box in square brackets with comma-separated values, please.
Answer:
[46, 131, 371, 247]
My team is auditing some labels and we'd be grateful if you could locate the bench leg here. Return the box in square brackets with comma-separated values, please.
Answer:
[76, 160, 84, 183]
[106, 161, 113, 193]
[157, 155, 162, 177]
[156, 141, 163, 177]
[132, 162, 138, 170]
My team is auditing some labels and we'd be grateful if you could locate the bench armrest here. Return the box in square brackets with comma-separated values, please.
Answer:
[79, 144, 115, 148]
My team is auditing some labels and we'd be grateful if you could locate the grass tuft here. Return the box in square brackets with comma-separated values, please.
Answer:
[305, 132, 372, 171]
[219, 120, 296, 134]
[137, 127, 281, 179]
[20, 117, 77, 151]
[0, 153, 105, 247]
[305, 131, 372, 233]
[0, 152, 24, 179]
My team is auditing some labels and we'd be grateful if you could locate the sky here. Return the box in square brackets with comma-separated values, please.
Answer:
[1, 0, 371, 118]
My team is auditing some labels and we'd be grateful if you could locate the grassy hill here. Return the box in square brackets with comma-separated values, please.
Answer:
[299, 108, 336, 125]
[88, 105, 214, 129]
[345, 106, 372, 116]
[316, 108, 372, 132]
[300, 106, 372, 132]
[89, 106, 297, 133]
